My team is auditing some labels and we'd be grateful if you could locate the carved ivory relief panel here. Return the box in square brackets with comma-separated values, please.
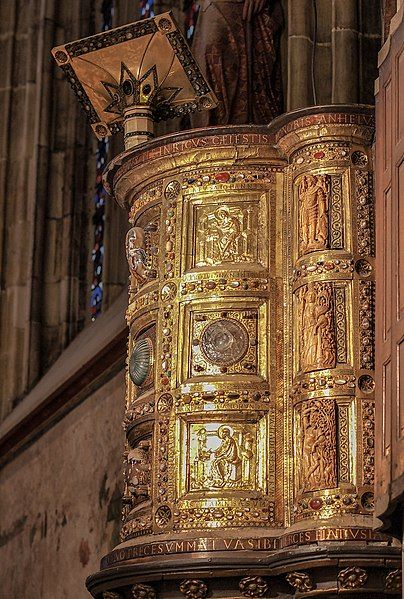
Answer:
[287, 134, 375, 522]
[296, 282, 336, 373]
[298, 174, 330, 255]
[296, 398, 337, 493]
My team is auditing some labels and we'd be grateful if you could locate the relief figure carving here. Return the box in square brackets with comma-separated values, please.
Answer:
[126, 227, 148, 280]
[300, 400, 337, 492]
[298, 174, 329, 254]
[126, 438, 152, 504]
[126, 222, 159, 282]
[297, 283, 336, 372]
[190, 424, 255, 491]
[196, 206, 255, 266]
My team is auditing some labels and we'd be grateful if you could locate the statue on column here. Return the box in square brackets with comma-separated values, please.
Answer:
[190, 0, 283, 126]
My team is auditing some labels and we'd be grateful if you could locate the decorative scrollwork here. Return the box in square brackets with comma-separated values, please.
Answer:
[155, 505, 172, 527]
[356, 170, 374, 256]
[164, 180, 181, 200]
[157, 393, 173, 413]
[362, 400, 375, 485]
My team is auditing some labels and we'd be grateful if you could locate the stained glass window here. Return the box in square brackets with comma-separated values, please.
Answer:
[184, 0, 199, 41]
[140, 0, 154, 19]
[90, 0, 114, 320]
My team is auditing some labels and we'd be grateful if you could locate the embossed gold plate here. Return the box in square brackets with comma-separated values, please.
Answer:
[51, 12, 217, 139]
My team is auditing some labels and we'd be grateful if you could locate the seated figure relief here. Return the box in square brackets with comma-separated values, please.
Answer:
[190, 424, 255, 491]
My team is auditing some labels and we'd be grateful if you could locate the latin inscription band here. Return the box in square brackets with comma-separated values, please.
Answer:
[101, 528, 388, 568]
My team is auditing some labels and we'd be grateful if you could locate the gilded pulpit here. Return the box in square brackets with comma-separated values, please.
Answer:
[53, 13, 401, 599]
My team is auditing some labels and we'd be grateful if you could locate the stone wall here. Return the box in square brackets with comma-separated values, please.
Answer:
[0, 370, 125, 599]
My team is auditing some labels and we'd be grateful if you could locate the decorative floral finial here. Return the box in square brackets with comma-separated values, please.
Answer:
[179, 579, 207, 599]
[286, 571, 314, 592]
[338, 566, 367, 589]
[239, 576, 268, 597]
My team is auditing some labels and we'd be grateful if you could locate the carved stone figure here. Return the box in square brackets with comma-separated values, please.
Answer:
[298, 283, 336, 372]
[298, 174, 329, 254]
[191, 0, 283, 125]
[300, 400, 337, 492]
[126, 226, 148, 280]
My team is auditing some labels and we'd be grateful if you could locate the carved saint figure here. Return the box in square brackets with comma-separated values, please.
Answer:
[300, 400, 337, 492]
[298, 174, 329, 254]
[191, 0, 283, 125]
[298, 283, 336, 372]
[211, 426, 241, 487]
[126, 226, 148, 280]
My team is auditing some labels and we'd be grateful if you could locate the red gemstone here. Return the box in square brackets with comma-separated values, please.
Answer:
[161, 377, 169, 386]
[309, 498, 323, 510]
[215, 172, 230, 182]
[314, 151, 325, 159]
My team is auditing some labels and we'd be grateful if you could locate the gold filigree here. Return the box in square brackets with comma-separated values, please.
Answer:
[330, 175, 344, 249]
[334, 286, 347, 364]
[356, 170, 374, 256]
[337, 402, 350, 483]
[362, 400, 375, 485]
[189, 309, 259, 377]
[359, 281, 375, 370]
